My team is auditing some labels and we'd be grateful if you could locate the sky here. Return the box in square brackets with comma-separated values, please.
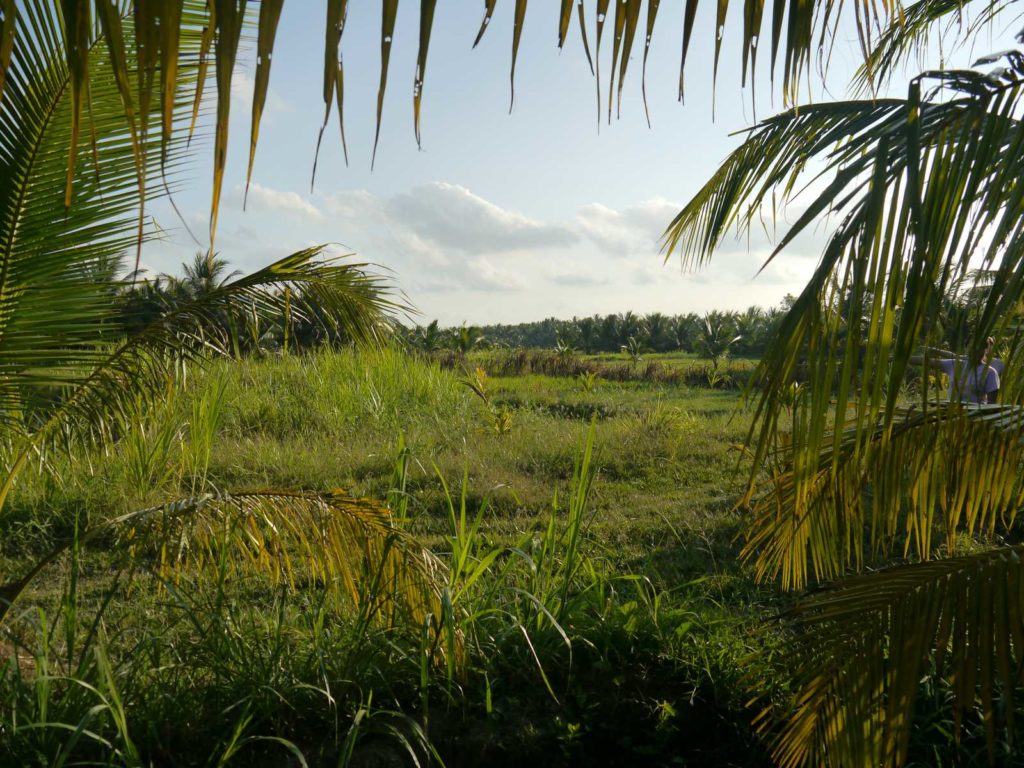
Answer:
[144, 1, 1006, 325]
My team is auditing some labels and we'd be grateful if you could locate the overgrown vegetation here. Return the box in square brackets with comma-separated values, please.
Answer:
[1, 348, 779, 766]
[4, 347, 1017, 765]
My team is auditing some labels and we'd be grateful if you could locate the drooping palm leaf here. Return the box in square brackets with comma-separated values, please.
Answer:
[244, 0, 284, 204]
[312, 0, 349, 190]
[665, 57, 1024, 587]
[371, 0, 399, 169]
[209, 0, 245, 246]
[413, 0, 437, 148]
[763, 545, 1024, 767]
[642, 0, 661, 125]
[0, 0, 192, 428]
[5, 0, 972, 250]
[0, 490, 458, 669]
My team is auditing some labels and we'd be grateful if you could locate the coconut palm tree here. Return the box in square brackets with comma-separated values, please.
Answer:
[644, 312, 671, 352]
[0, 1, 442, 639]
[696, 314, 742, 372]
[662, 11, 1024, 766]
[672, 313, 701, 352]
[598, 313, 620, 352]
[412, 319, 444, 352]
[176, 251, 242, 299]
[575, 315, 599, 354]
[451, 322, 486, 355]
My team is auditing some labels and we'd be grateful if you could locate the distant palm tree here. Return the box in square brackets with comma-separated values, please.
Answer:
[696, 315, 741, 372]
[616, 311, 645, 348]
[672, 313, 700, 352]
[452, 323, 486, 355]
[644, 312, 670, 352]
[178, 251, 242, 299]
[413, 319, 444, 351]
[599, 314, 619, 352]
[574, 316, 598, 354]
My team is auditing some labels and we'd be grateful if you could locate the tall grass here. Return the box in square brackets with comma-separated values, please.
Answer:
[0, 421, 767, 766]
[1, 346, 782, 765]
[219, 347, 472, 440]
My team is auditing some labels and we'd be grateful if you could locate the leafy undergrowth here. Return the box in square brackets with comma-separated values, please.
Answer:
[1, 347, 1007, 765]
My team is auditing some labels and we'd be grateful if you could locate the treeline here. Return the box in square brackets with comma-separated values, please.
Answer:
[403, 304, 793, 357]
[109, 254, 797, 361]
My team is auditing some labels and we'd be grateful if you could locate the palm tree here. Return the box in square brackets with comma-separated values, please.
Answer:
[598, 313, 619, 352]
[575, 316, 599, 354]
[733, 305, 766, 355]
[451, 322, 486, 355]
[0, 1, 441, 640]
[696, 314, 741, 372]
[616, 311, 645, 348]
[644, 312, 670, 352]
[672, 313, 700, 352]
[662, 11, 1024, 766]
[413, 319, 444, 352]
[176, 251, 242, 299]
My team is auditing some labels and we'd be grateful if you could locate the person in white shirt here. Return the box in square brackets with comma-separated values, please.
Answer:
[912, 336, 1001, 404]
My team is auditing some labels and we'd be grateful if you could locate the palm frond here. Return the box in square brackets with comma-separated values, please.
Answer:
[2, 248, 402, 485]
[764, 545, 1024, 767]
[0, 489, 458, 668]
[745, 404, 1024, 588]
[0, 0, 200, 427]
[664, 55, 1024, 587]
[850, 0, 1009, 96]
[2, 1, 946, 250]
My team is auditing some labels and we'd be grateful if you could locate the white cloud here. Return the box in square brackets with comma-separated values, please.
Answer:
[146, 181, 830, 324]
[230, 70, 292, 115]
[574, 198, 681, 256]
[327, 182, 577, 255]
[465, 257, 529, 291]
[238, 182, 324, 222]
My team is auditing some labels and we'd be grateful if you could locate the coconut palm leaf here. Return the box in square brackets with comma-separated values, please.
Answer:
[244, 0, 284, 203]
[662, 33, 1024, 764]
[850, 0, 1010, 96]
[0, 247, 402, 510]
[0, 0, 202, 426]
[744, 403, 1024, 588]
[4, 0, 943, 250]
[0, 490, 458, 667]
[762, 545, 1024, 767]
[664, 54, 1024, 587]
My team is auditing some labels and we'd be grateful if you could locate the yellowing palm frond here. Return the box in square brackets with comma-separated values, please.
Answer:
[745, 404, 1024, 588]
[665, 56, 1024, 588]
[765, 545, 1024, 767]
[0, 490, 458, 669]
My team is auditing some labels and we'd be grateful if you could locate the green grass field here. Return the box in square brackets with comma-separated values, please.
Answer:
[0, 348, 993, 766]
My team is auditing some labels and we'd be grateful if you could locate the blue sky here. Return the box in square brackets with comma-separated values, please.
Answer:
[146, 1, 1001, 325]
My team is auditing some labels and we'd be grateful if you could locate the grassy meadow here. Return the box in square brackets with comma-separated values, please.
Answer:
[0, 347, 994, 766]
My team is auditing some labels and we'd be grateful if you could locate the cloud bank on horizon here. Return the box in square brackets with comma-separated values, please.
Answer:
[149, 180, 822, 325]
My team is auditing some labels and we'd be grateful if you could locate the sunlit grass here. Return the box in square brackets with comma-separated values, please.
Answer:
[0, 346, 780, 766]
